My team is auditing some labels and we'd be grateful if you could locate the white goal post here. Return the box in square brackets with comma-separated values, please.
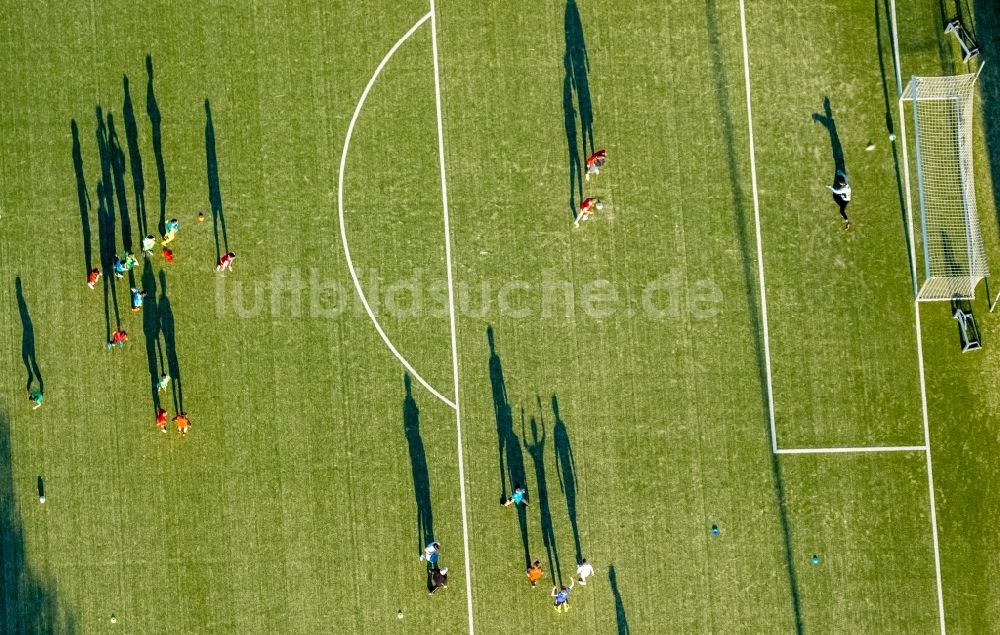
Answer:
[901, 67, 998, 308]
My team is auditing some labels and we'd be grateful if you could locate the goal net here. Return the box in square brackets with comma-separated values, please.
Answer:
[902, 70, 988, 301]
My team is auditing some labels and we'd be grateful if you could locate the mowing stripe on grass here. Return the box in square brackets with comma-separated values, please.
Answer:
[335, 11, 458, 411]
[888, 0, 947, 630]
[429, 1, 475, 632]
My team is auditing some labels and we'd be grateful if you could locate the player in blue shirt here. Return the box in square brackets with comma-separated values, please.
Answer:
[420, 541, 440, 566]
[163, 218, 179, 245]
[503, 484, 529, 508]
[552, 579, 574, 613]
[131, 287, 146, 312]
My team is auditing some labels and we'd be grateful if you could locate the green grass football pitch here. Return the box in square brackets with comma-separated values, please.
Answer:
[2, 0, 1000, 632]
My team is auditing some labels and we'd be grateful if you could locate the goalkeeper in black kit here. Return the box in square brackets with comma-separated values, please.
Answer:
[826, 170, 852, 230]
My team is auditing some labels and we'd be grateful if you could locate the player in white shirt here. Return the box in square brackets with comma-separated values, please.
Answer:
[576, 559, 594, 585]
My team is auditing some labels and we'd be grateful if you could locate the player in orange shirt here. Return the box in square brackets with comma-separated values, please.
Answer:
[526, 560, 544, 587]
[585, 148, 606, 181]
[574, 197, 604, 228]
[173, 411, 190, 436]
[155, 408, 168, 433]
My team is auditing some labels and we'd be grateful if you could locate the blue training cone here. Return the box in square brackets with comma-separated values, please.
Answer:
[811, 554, 820, 565]
[711, 524, 720, 536]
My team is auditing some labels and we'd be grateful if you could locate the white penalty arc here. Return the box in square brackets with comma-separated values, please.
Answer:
[337, 12, 456, 411]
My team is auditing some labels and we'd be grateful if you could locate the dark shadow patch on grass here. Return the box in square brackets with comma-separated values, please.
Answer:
[70, 120, 93, 274]
[551, 394, 582, 564]
[146, 55, 167, 237]
[486, 326, 531, 568]
[123, 75, 148, 239]
[205, 99, 228, 262]
[608, 565, 630, 635]
[523, 408, 561, 585]
[972, 0, 1000, 235]
[704, 0, 803, 632]
[403, 374, 435, 550]
[15, 277, 42, 394]
[0, 407, 76, 633]
[158, 270, 183, 413]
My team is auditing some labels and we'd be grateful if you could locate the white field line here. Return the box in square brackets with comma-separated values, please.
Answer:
[889, 0, 947, 630]
[738, 0, 778, 453]
[428, 2, 475, 634]
[336, 12, 457, 411]
[776, 445, 926, 455]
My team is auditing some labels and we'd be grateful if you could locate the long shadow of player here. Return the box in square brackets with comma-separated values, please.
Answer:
[403, 374, 435, 550]
[487, 326, 531, 568]
[812, 96, 846, 180]
[146, 55, 168, 237]
[96, 106, 139, 298]
[96, 181, 122, 342]
[70, 120, 93, 275]
[107, 113, 133, 252]
[608, 565, 630, 635]
[158, 271, 183, 413]
[562, 0, 595, 219]
[562, 58, 583, 220]
[123, 75, 148, 238]
[551, 395, 582, 563]
[205, 99, 229, 262]
[141, 263, 164, 412]
[523, 409, 561, 584]
[15, 277, 43, 394]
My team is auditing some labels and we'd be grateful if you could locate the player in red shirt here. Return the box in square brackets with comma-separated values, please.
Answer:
[574, 197, 604, 227]
[155, 407, 168, 433]
[87, 268, 101, 289]
[216, 251, 236, 272]
[107, 329, 128, 349]
[585, 149, 607, 181]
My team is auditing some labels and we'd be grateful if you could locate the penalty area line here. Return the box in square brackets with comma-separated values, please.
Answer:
[738, 0, 779, 455]
[776, 445, 927, 455]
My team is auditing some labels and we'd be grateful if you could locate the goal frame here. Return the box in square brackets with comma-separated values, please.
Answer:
[899, 66, 999, 310]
